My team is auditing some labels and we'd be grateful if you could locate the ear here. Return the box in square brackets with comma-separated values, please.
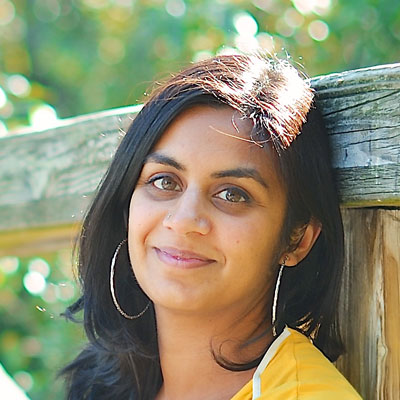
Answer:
[280, 219, 322, 267]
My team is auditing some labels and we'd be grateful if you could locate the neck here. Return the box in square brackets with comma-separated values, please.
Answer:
[154, 305, 273, 400]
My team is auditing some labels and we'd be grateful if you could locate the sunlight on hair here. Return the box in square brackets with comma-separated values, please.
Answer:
[277, 62, 311, 107]
[241, 56, 270, 95]
[242, 55, 312, 148]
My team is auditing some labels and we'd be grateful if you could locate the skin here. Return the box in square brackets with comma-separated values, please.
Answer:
[128, 105, 321, 400]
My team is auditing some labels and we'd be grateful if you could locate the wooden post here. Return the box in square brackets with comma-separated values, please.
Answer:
[1, 65, 399, 399]
[310, 64, 400, 398]
[336, 209, 400, 399]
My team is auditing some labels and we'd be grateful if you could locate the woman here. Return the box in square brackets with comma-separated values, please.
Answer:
[61, 54, 362, 399]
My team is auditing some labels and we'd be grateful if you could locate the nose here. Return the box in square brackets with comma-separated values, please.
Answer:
[163, 189, 211, 236]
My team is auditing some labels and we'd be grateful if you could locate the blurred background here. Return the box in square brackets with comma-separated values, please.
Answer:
[0, 0, 399, 398]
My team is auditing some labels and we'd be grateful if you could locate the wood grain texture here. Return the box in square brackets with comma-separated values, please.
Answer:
[336, 209, 400, 400]
[311, 63, 400, 207]
[0, 106, 139, 255]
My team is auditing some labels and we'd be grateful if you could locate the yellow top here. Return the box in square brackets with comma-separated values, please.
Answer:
[231, 327, 363, 400]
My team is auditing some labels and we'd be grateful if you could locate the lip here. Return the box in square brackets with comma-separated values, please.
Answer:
[154, 247, 215, 269]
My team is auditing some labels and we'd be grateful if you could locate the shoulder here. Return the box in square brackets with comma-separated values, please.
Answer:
[256, 327, 363, 399]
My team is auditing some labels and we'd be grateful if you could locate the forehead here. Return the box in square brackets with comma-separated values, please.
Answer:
[154, 105, 270, 160]
[151, 105, 283, 186]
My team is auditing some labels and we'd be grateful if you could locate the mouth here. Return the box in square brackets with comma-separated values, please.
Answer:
[154, 247, 215, 269]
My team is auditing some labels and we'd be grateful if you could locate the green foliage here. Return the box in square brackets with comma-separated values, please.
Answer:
[0, 253, 84, 399]
[0, 0, 399, 134]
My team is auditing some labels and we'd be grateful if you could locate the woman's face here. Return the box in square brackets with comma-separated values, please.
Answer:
[128, 105, 288, 318]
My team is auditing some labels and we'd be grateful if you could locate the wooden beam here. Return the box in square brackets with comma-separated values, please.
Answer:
[1, 65, 399, 255]
[311, 63, 400, 206]
[0, 106, 140, 256]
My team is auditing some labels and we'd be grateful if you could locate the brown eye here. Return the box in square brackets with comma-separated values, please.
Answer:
[215, 188, 249, 203]
[152, 176, 181, 191]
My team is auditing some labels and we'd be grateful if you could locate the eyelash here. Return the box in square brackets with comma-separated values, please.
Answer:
[214, 187, 250, 203]
[145, 174, 251, 204]
[145, 175, 181, 192]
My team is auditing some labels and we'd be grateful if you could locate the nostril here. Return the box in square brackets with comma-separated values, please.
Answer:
[163, 209, 210, 235]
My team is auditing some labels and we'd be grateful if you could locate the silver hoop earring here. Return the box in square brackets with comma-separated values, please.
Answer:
[272, 255, 288, 337]
[110, 239, 151, 320]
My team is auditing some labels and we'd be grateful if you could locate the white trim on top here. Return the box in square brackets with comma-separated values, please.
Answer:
[252, 327, 291, 400]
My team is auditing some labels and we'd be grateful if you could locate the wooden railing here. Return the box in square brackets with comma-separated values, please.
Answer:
[1, 65, 399, 400]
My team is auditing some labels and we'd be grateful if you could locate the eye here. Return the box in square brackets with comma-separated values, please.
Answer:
[148, 175, 181, 192]
[214, 187, 250, 203]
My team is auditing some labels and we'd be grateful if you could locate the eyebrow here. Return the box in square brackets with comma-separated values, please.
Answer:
[211, 168, 269, 189]
[145, 153, 185, 170]
[145, 152, 268, 189]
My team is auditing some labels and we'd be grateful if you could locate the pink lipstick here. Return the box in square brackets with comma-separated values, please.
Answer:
[154, 247, 215, 269]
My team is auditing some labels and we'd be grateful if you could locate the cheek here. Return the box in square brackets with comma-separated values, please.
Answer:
[129, 191, 150, 220]
[128, 193, 153, 254]
[127, 194, 155, 289]
[222, 215, 283, 268]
